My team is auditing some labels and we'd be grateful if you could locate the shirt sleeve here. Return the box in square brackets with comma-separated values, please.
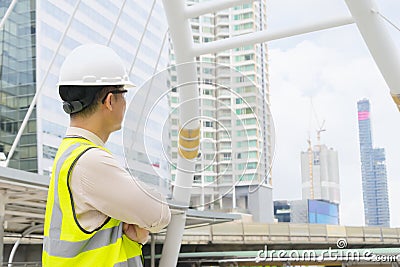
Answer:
[73, 148, 171, 233]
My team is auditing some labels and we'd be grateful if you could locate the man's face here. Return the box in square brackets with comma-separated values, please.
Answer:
[111, 88, 127, 130]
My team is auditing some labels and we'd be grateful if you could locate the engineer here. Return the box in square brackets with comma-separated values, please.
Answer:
[42, 44, 171, 266]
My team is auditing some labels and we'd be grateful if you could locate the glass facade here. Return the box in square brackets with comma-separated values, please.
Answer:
[308, 199, 339, 225]
[357, 99, 390, 226]
[0, 0, 37, 172]
[289, 199, 339, 225]
[1, 0, 170, 188]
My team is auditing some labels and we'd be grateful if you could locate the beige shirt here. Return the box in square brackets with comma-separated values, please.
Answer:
[67, 127, 171, 233]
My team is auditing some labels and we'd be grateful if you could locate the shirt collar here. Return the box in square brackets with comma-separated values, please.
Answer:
[65, 127, 105, 147]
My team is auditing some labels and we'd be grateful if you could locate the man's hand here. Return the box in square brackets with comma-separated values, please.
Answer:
[123, 223, 149, 244]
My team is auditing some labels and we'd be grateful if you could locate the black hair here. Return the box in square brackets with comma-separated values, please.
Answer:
[60, 85, 128, 117]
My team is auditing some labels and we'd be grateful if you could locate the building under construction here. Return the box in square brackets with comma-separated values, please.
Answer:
[300, 143, 340, 205]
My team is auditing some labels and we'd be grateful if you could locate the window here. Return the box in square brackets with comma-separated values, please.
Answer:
[237, 174, 255, 181]
[236, 163, 257, 170]
[233, 3, 252, 10]
[43, 145, 57, 159]
[205, 165, 214, 172]
[203, 89, 212, 95]
[223, 153, 231, 160]
[237, 129, 257, 137]
[247, 162, 257, 169]
[202, 17, 214, 24]
[203, 110, 215, 117]
[202, 27, 213, 34]
[233, 12, 253, 20]
[236, 108, 254, 115]
[202, 142, 214, 149]
[248, 151, 258, 158]
[205, 176, 214, 182]
[234, 23, 253, 31]
[205, 154, 214, 160]
[203, 99, 214, 106]
[235, 54, 254, 62]
[235, 76, 246, 83]
[204, 132, 214, 138]
[247, 129, 257, 136]
[234, 45, 254, 51]
[204, 121, 214, 127]
[237, 140, 257, 148]
[236, 64, 255, 72]
[203, 68, 213, 74]
[194, 175, 201, 183]
[249, 140, 257, 147]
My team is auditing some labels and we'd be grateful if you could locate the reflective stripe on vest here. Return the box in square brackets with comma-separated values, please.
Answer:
[42, 137, 143, 266]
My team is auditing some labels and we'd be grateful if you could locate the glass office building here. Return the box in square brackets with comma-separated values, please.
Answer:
[0, 0, 38, 172]
[357, 99, 390, 227]
[1, 1, 171, 190]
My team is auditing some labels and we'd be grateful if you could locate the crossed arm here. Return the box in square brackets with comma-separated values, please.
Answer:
[70, 148, 171, 243]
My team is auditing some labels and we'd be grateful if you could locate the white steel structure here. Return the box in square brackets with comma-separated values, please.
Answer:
[160, 0, 400, 266]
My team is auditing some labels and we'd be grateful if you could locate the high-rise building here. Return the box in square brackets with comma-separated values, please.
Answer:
[357, 99, 390, 226]
[0, 1, 171, 190]
[0, 0, 38, 172]
[169, 1, 274, 222]
[300, 143, 340, 204]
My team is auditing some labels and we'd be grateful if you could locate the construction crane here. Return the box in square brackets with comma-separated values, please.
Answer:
[316, 120, 326, 146]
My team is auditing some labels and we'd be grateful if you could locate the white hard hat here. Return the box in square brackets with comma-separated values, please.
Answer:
[58, 44, 135, 88]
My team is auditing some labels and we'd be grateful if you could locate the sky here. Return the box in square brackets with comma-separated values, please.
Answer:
[267, 0, 400, 226]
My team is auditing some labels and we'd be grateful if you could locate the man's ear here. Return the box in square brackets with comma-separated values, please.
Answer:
[103, 93, 113, 111]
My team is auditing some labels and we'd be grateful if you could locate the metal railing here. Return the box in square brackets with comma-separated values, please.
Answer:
[2, 262, 40, 267]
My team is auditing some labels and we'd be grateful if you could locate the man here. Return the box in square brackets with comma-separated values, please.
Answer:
[42, 44, 171, 266]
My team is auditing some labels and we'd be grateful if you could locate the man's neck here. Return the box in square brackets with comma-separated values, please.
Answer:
[70, 120, 110, 143]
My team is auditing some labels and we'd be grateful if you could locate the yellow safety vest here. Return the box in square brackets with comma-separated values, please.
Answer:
[42, 137, 143, 266]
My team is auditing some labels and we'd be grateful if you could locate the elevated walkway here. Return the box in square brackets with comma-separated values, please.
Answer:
[153, 221, 400, 250]
[1, 166, 399, 265]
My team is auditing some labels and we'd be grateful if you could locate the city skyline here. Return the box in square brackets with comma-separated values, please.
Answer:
[1, 0, 399, 227]
[268, 0, 400, 226]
